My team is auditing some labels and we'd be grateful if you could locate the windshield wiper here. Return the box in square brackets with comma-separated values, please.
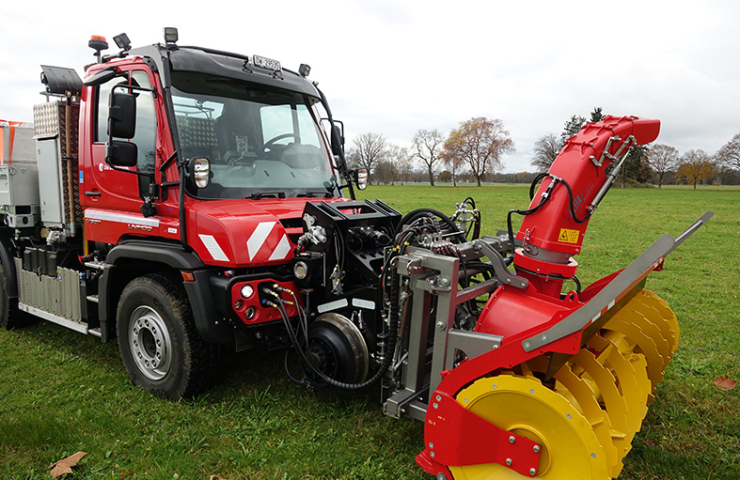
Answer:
[298, 191, 333, 198]
[248, 192, 286, 200]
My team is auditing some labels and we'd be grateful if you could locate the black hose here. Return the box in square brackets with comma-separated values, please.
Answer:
[275, 273, 400, 391]
[397, 208, 466, 243]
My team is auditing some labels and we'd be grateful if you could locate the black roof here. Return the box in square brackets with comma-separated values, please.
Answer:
[127, 44, 319, 98]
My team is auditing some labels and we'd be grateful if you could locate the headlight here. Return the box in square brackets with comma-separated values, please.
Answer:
[293, 261, 308, 280]
[240, 284, 254, 298]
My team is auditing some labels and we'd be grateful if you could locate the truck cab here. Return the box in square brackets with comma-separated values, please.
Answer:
[3, 30, 393, 401]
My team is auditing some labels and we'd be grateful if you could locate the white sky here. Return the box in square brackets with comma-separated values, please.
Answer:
[2, 0, 738, 173]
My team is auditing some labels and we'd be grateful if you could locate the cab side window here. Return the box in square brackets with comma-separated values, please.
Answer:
[131, 71, 156, 199]
[94, 70, 157, 199]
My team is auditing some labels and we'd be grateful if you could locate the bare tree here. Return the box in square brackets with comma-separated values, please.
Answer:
[384, 144, 409, 186]
[412, 129, 444, 186]
[443, 117, 515, 187]
[439, 141, 466, 187]
[677, 149, 715, 189]
[647, 144, 680, 189]
[715, 132, 740, 171]
[531, 133, 561, 172]
[347, 132, 387, 185]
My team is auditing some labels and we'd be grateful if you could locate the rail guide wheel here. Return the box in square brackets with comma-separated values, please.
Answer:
[449, 373, 610, 480]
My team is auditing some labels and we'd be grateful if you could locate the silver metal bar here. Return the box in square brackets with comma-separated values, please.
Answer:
[522, 234, 674, 352]
[19, 303, 89, 334]
[445, 329, 503, 370]
[588, 135, 637, 213]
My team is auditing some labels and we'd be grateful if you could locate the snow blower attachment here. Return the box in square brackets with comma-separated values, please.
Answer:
[371, 116, 712, 479]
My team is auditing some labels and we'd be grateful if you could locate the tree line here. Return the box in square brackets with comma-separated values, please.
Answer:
[346, 108, 740, 187]
[347, 117, 514, 187]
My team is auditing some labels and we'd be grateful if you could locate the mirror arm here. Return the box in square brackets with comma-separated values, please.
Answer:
[159, 150, 178, 172]
[111, 83, 157, 98]
[104, 158, 153, 178]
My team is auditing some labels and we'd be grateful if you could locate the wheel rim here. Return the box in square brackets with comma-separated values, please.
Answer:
[128, 306, 173, 380]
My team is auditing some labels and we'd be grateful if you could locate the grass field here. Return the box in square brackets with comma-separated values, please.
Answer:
[1, 184, 738, 479]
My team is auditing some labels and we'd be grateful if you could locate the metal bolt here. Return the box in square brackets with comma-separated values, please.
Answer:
[439, 277, 450, 287]
[541, 335, 547, 341]
[530, 468, 537, 476]
[523, 342, 530, 349]
[430, 451, 435, 458]
[436, 474, 447, 480]
[436, 321, 446, 331]
[509, 436, 516, 444]
[429, 443, 434, 449]
[433, 403, 439, 409]
[436, 395, 442, 401]
[506, 458, 513, 466]
[533, 445, 541, 453]
[591, 452, 596, 458]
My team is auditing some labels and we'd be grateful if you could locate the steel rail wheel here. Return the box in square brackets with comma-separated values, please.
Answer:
[449, 374, 610, 480]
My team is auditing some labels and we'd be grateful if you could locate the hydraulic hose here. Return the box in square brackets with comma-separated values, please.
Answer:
[275, 275, 400, 391]
[398, 208, 466, 243]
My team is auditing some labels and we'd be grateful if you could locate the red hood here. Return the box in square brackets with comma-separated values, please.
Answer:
[187, 197, 346, 267]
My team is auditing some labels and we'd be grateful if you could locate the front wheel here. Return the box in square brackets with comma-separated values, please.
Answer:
[116, 274, 221, 400]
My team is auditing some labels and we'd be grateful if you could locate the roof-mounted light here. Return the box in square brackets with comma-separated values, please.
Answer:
[164, 27, 179, 45]
[299, 64, 311, 78]
[113, 33, 131, 51]
[88, 35, 109, 64]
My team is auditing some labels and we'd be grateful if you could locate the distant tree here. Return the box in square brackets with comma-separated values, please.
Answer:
[384, 144, 409, 186]
[437, 170, 453, 183]
[647, 144, 680, 189]
[560, 115, 587, 145]
[618, 144, 653, 188]
[531, 133, 561, 172]
[373, 159, 393, 185]
[715, 132, 740, 171]
[347, 133, 387, 185]
[677, 149, 715, 189]
[440, 141, 466, 187]
[412, 129, 444, 186]
[559, 107, 604, 146]
[589, 107, 605, 123]
[395, 148, 414, 184]
[443, 117, 515, 187]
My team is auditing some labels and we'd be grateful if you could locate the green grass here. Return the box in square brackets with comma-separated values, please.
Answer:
[1, 185, 739, 479]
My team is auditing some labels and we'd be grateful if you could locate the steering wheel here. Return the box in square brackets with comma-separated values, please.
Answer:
[262, 133, 301, 153]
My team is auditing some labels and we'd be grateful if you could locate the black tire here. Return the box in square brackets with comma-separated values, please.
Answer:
[116, 274, 221, 400]
[0, 259, 27, 330]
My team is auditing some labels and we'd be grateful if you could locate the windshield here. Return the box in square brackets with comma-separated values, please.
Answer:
[171, 72, 338, 199]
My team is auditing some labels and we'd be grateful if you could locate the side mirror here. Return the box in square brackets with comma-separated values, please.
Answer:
[330, 123, 344, 157]
[352, 168, 368, 191]
[189, 157, 211, 188]
[108, 90, 136, 139]
[106, 141, 138, 167]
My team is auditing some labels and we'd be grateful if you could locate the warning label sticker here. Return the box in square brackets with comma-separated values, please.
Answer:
[558, 228, 580, 244]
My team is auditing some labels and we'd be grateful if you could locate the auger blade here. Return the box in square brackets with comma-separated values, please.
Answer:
[450, 374, 610, 480]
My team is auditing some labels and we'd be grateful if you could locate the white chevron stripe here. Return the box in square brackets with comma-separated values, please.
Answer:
[247, 221, 275, 261]
[199, 234, 230, 262]
[269, 234, 291, 261]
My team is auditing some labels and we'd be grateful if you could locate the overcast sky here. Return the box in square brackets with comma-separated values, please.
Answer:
[2, 1, 738, 173]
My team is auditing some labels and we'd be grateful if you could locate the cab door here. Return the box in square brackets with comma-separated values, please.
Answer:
[87, 67, 158, 210]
